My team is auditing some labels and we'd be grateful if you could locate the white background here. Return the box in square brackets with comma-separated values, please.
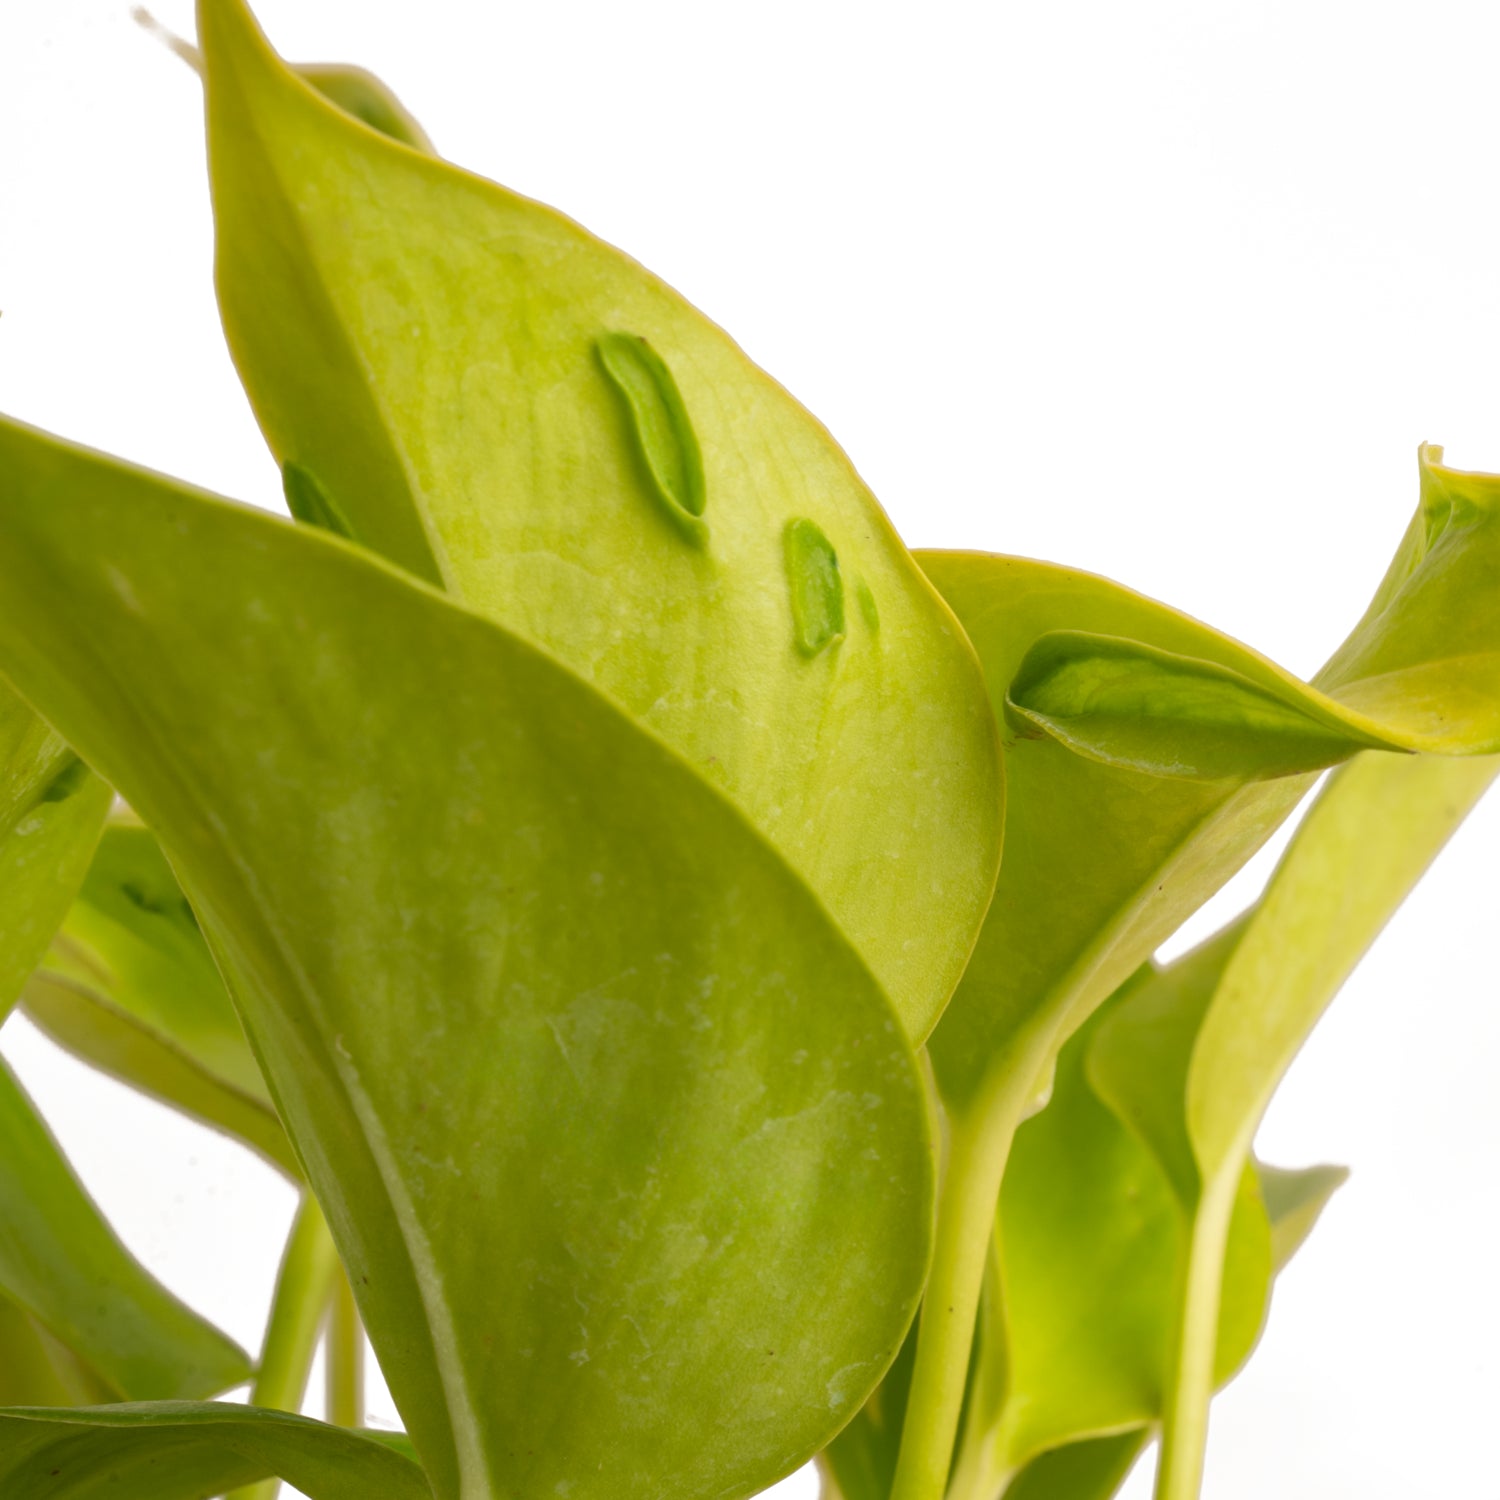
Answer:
[2, 2, 1498, 1496]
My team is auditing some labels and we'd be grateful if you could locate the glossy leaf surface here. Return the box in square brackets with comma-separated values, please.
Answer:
[22, 812, 297, 1177]
[0, 415, 934, 1500]
[0, 688, 110, 1021]
[0, 1056, 250, 1401]
[197, 0, 1002, 1040]
[0, 1404, 432, 1500]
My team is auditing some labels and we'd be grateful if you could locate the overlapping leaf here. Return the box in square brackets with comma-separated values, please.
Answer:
[0, 687, 110, 1020]
[950, 1009, 1342, 1498]
[0, 415, 934, 1500]
[922, 442, 1500, 1112]
[1007, 447, 1500, 779]
[825, 996, 1343, 1500]
[0, 1296, 114, 1408]
[0, 1055, 250, 1402]
[21, 811, 297, 1178]
[0, 1404, 431, 1500]
[1088, 749, 1495, 1497]
[194, 0, 1002, 1041]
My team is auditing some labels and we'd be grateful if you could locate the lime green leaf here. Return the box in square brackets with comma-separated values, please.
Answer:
[1008, 631, 1399, 779]
[1186, 752, 1497, 1176]
[945, 1013, 1272, 1492]
[1001, 1432, 1148, 1500]
[917, 553, 1312, 1113]
[21, 812, 298, 1178]
[0, 415, 934, 1500]
[1007, 446, 1500, 778]
[197, 0, 1001, 1041]
[818, 1322, 919, 1500]
[0, 1403, 432, 1500]
[134, 7, 435, 153]
[0, 1294, 114, 1408]
[1089, 749, 1494, 1499]
[297, 64, 434, 152]
[0, 689, 111, 1021]
[0, 1056, 250, 1400]
[1258, 1160, 1348, 1273]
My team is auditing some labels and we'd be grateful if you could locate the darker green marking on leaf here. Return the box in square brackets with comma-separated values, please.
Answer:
[855, 578, 880, 635]
[784, 519, 845, 658]
[596, 333, 708, 530]
[282, 462, 358, 543]
[38, 757, 90, 804]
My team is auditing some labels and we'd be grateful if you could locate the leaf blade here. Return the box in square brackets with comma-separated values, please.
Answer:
[196, 0, 1002, 1041]
[0, 1403, 432, 1500]
[0, 414, 935, 1500]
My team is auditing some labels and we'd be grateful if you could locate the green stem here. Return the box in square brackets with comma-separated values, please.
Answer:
[325, 1263, 365, 1429]
[889, 1033, 1052, 1500]
[1153, 1174, 1238, 1500]
[227, 1192, 341, 1500]
[943, 1246, 1018, 1500]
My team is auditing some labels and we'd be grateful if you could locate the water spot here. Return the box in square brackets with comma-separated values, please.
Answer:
[282, 461, 358, 543]
[855, 578, 880, 634]
[596, 333, 707, 535]
[38, 756, 89, 804]
[783, 519, 845, 657]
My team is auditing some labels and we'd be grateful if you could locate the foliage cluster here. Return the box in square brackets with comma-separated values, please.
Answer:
[1, 4, 1496, 1499]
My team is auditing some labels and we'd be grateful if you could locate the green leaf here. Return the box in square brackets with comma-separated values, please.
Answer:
[1006, 446, 1500, 778]
[925, 440, 1500, 1110]
[0, 1294, 114, 1408]
[947, 1017, 1348, 1500]
[1089, 748, 1496, 1498]
[0, 688, 111, 1020]
[1258, 1160, 1348, 1273]
[297, 65, 435, 152]
[917, 552, 1312, 1113]
[0, 1403, 432, 1500]
[196, 0, 1002, 1041]
[818, 1322, 919, 1500]
[945, 1010, 1273, 1493]
[1002, 1432, 1148, 1500]
[21, 811, 298, 1178]
[0, 415, 935, 1500]
[0, 1055, 251, 1401]
[828, 1001, 1344, 1500]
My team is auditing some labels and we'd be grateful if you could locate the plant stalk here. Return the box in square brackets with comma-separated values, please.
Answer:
[326, 1263, 366, 1429]
[888, 1033, 1052, 1500]
[227, 1191, 341, 1500]
[1153, 1174, 1238, 1500]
